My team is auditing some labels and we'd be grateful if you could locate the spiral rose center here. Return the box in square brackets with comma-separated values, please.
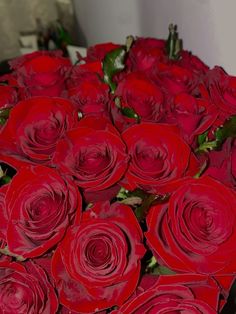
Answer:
[185, 201, 232, 246]
[0, 283, 28, 312]
[31, 198, 50, 218]
[77, 146, 110, 173]
[86, 238, 111, 267]
[136, 147, 165, 172]
[35, 124, 59, 144]
[192, 207, 213, 233]
[23, 118, 63, 158]
[28, 194, 60, 222]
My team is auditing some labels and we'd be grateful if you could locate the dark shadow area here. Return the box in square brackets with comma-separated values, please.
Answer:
[221, 280, 236, 314]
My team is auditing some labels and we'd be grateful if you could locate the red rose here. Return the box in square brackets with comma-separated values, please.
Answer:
[0, 97, 78, 168]
[10, 51, 71, 98]
[0, 73, 18, 88]
[67, 67, 110, 116]
[51, 201, 145, 313]
[151, 62, 198, 97]
[86, 42, 121, 62]
[146, 176, 236, 274]
[0, 185, 8, 241]
[53, 116, 128, 193]
[0, 165, 81, 258]
[0, 85, 17, 109]
[113, 274, 220, 314]
[0, 260, 58, 313]
[198, 66, 236, 123]
[166, 93, 218, 145]
[178, 50, 209, 75]
[122, 123, 199, 194]
[204, 138, 236, 188]
[111, 72, 164, 132]
[67, 61, 104, 83]
[127, 37, 167, 72]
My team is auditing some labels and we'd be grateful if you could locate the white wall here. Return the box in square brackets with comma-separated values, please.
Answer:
[73, 0, 236, 75]
[0, 0, 58, 60]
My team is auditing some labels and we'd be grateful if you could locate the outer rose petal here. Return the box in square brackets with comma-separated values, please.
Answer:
[0, 260, 58, 313]
[122, 123, 199, 194]
[200, 66, 236, 116]
[86, 42, 121, 62]
[112, 284, 217, 314]
[205, 138, 236, 188]
[146, 176, 236, 275]
[9, 50, 71, 98]
[4, 165, 81, 258]
[113, 275, 219, 314]
[0, 97, 78, 167]
[0, 85, 18, 109]
[52, 201, 145, 313]
[168, 93, 218, 145]
[112, 72, 165, 132]
[53, 116, 129, 192]
[127, 37, 167, 72]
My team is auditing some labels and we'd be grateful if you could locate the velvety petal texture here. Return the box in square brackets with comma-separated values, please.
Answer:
[9, 50, 71, 98]
[113, 274, 220, 314]
[52, 201, 145, 313]
[0, 97, 78, 168]
[0, 260, 58, 313]
[146, 176, 236, 274]
[122, 122, 199, 193]
[53, 116, 129, 192]
[112, 72, 164, 132]
[1, 165, 81, 258]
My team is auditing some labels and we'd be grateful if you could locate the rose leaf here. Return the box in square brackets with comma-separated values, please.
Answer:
[0, 107, 12, 125]
[102, 46, 126, 93]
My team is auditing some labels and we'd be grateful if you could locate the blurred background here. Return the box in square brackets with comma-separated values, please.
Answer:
[1, 0, 236, 73]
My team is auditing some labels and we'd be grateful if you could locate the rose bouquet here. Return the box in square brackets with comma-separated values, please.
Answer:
[0, 24, 235, 313]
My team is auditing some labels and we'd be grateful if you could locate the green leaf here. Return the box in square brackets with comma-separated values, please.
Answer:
[116, 187, 130, 200]
[135, 193, 169, 221]
[120, 107, 140, 121]
[135, 194, 157, 220]
[0, 118, 6, 125]
[197, 131, 208, 146]
[146, 255, 175, 275]
[193, 160, 208, 179]
[0, 246, 25, 261]
[195, 140, 218, 153]
[215, 115, 236, 144]
[166, 24, 183, 60]
[85, 203, 93, 210]
[115, 97, 140, 122]
[102, 46, 126, 93]
[0, 176, 11, 185]
[125, 35, 134, 52]
[0, 81, 8, 86]
[0, 107, 11, 125]
[146, 255, 157, 269]
[0, 163, 16, 186]
[152, 265, 176, 275]
[0, 165, 11, 186]
[196, 115, 236, 153]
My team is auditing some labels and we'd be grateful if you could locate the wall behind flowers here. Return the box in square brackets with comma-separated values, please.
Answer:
[0, 0, 80, 61]
[0, 0, 58, 60]
[73, 0, 236, 75]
